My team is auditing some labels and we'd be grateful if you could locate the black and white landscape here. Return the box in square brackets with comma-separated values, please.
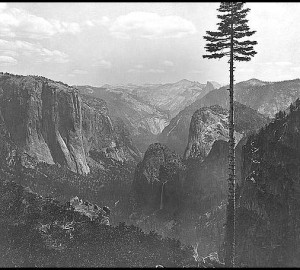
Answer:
[0, 2, 300, 268]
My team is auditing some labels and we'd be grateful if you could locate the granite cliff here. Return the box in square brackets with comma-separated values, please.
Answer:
[0, 73, 140, 175]
[132, 143, 185, 214]
[160, 101, 269, 156]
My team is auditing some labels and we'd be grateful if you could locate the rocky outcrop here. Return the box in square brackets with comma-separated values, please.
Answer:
[0, 73, 140, 175]
[0, 74, 89, 174]
[235, 101, 300, 267]
[132, 143, 185, 214]
[157, 110, 191, 156]
[81, 94, 140, 163]
[184, 135, 247, 216]
[182, 103, 268, 160]
[183, 105, 243, 161]
[131, 139, 247, 251]
[69, 196, 110, 224]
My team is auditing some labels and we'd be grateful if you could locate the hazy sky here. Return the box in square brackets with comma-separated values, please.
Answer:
[0, 2, 300, 86]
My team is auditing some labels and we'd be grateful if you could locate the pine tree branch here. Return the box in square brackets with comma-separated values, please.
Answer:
[203, 53, 227, 59]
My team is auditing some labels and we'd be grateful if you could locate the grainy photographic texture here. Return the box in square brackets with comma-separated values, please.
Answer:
[0, 2, 299, 268]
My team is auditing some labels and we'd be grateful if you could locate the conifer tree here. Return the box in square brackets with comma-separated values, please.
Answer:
[203, 2, 257, 267]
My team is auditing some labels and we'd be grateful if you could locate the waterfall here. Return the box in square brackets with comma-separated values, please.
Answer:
[160, 182, 166, 210]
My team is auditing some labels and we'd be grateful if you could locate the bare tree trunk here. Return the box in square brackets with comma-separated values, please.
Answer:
[225, 9, 236, 268]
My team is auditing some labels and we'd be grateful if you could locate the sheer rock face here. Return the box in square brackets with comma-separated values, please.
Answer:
[184, 136, 247, 216]
[183, 105, 242, 161]
[80, 94, 141, 164]
[159, 101, 269, 156]
[132, 143, 185, 213]
[0, 73, 140, 175]
[183, 103, 268, 161]
[236, 105, 300, 267]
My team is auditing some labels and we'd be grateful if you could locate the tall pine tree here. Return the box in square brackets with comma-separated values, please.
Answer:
[203, 2, 257, 267]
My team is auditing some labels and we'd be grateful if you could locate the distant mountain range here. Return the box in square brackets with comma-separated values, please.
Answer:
[187, 78, 300, 118]
[77, 79, 220, 152]
[78, 77, 300, 155]
[159, 78, 300, 155]
[98, 79, 221, 119]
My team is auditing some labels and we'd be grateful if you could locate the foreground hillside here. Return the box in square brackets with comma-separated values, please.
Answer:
[0, 179, 196, 267]
[236, 101, 300, 267]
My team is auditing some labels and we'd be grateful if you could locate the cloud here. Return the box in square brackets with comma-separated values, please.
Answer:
[84, 20, 95, 27]
[163, 60, 174, 67]
[100, 16, 110, 26]
[0, 3, 7, 12]
[258, 61, 293, 67]
[0, 39, 69, 63]
[72, 69, 88, 75]
[109, 12, 197, 39]
[127, 64, 144, 72]
[39, 48, 69, 63]
[0, 50, 18, 57]
[189, 70, 202, 74]
[238, 68, 255, 73]
[148, 69, 165, 73]
[134, 64, 144, 69]
[275, 61, 292, 66]
[92, 59, 112, 69]
[84, 17, 110, 28]
[0, 55, 17, 66]
[128, 67, 165, 73]
[0, 4, 81, 39]
[128, 68, 140, 73]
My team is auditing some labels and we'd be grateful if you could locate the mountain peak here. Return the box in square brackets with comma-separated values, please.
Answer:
[173, 79, 192, 85]
[243, 78, 268, 86]
[178, 79, 190, 83]
[173, 79, 201, 87]
[206, 81, 221, 90]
